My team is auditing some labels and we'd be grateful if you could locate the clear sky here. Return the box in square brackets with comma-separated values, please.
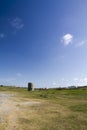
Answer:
[0, 0, 87, 87]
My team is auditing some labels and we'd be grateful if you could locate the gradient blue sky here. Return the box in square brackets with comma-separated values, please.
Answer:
[0, 0, 87, 87]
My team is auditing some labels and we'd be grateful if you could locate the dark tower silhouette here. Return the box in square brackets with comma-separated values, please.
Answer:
[28, 82, 34, 91]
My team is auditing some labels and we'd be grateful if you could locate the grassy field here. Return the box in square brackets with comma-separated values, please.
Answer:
[0, 86, 87, 130]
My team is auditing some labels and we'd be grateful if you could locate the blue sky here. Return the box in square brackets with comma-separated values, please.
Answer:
[0, 0, 87, 87]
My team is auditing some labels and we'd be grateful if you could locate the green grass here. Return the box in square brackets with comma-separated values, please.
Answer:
[0, 86, 87, 130]
[70, 103, 87, 113]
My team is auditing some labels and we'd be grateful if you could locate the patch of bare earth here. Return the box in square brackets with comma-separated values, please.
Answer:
[0, 92, 71, 130]
[0, 92, 42, 130]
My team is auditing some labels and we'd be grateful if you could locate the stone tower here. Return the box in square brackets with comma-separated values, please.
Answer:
[28, 82, 34, 91]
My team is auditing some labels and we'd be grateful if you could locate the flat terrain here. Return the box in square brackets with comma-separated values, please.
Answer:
[0, 87, 87, 130]
[0, 92, 44, 130]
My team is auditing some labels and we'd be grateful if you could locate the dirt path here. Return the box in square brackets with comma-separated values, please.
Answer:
[0, 92, 41, 130]
[0, 93, 19, 130]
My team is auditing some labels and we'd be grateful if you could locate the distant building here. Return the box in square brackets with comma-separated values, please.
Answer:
[68, 86, 76, 89]
[28, 82, 34, 91]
